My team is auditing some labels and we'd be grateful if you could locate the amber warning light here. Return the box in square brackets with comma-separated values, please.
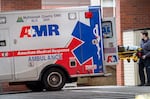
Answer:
[85, 12, 93, 18]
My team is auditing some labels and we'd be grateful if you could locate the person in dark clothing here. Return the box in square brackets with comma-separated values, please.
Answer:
[138, 31, 150, 86]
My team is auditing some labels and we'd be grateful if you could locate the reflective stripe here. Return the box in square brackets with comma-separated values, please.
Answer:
[0, 48, 69, 58]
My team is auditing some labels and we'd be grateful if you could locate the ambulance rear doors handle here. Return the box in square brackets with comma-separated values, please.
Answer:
[14, 39, 17, 44]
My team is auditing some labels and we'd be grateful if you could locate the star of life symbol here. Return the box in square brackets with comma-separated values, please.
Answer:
[93, 24, 101, 60]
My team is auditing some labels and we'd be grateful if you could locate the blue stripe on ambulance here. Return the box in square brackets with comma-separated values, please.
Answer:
[89, 6, 104, 73]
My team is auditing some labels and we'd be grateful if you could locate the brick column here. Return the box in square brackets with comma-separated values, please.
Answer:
[116, 0, 124, 86]
[0, 0, 1, 11]
[0, 0, 41, 92]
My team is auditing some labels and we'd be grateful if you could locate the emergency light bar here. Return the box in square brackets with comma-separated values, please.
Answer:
[85, 12, 93, 18]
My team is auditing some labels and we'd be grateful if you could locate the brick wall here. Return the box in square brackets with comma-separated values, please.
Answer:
[0, 0, 41, 92]
[103, 7, 113, 17]
[116, 0, 150, 85]
[0, 0, 1, 11]
[120, 0, 150, 30]
[1, 83, 28, 92]
[0, 0, 41, 11]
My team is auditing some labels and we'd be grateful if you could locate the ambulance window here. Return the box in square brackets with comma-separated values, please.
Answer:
[102, 21, 113, 38]
[0, 40, 6, 46]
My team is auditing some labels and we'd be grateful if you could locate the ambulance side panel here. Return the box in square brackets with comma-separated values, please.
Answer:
[10, 11, 78, 80]
[0, 6, 105, 82]
[102, 18, 118, 66]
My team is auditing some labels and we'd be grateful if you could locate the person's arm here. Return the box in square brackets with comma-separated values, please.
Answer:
[142, 52, 150, 59]
[143, 51, 150, 59]
[143, 40, 150, 58]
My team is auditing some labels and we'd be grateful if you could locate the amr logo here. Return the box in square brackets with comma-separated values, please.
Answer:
[107, 55, 117, 63]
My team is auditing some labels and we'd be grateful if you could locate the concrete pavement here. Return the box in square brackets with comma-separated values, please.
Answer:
[0, 86, 150, 99]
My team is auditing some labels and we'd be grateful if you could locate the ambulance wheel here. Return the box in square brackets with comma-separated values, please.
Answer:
[26, 81, 44, 92]
[42, 68, 66, 91]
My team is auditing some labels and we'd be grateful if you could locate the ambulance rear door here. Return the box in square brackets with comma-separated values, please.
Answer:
[72, 6, 104, 75]
[102, 18, 118, 65]
[0, 28, 13, 80]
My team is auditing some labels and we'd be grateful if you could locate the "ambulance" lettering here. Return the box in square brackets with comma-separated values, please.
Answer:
[20, 24, 60, 38]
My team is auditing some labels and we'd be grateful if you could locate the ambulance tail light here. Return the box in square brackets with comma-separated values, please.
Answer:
[85, 12, 93, 18]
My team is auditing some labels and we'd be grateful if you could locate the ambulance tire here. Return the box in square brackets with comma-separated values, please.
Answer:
[42, 68, 66, 91]
[26, 81, 44, 92]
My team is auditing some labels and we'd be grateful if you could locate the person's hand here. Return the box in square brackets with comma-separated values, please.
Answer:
[142, 55, 146, 59]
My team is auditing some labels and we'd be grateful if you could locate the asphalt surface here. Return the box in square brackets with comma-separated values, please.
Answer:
[0, 86, 150, 99]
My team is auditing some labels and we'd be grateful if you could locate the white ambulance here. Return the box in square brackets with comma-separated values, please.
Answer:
[0, 6, 118, 91]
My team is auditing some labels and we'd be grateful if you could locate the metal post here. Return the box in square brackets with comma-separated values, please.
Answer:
[0, 83, 3, 93]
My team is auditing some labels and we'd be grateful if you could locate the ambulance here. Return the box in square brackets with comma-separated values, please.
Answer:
[0, 6, 118, 91]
